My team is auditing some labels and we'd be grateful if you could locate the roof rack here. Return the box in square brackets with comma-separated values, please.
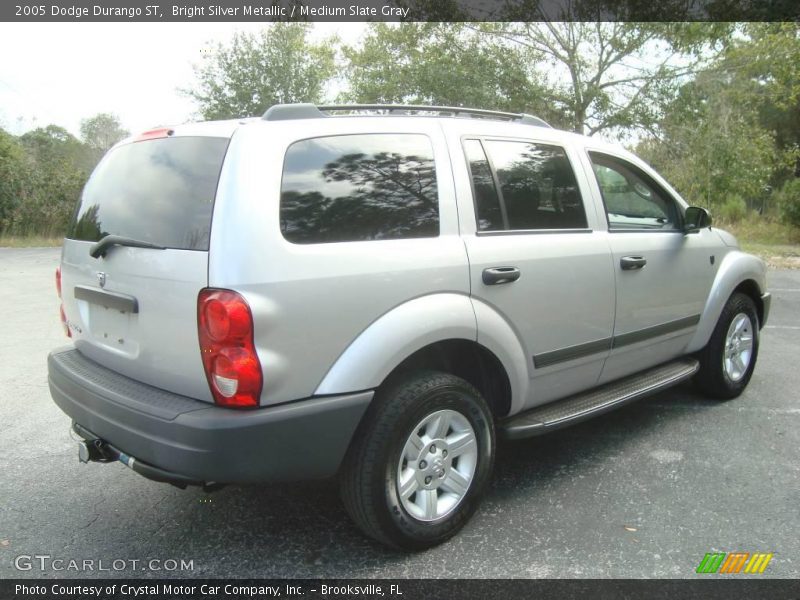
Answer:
[262, 103, 551, 128]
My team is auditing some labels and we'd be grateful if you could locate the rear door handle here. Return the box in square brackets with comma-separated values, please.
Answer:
[620, 256, 647, 271]
[482, 266, 521, 285]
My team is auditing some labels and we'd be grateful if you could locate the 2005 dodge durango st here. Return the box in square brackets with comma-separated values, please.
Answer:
[48, 103, 771, 549]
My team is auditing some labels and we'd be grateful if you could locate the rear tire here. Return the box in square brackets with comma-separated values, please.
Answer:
[339, 371, 495, 550]
[695, 292, 759, 400]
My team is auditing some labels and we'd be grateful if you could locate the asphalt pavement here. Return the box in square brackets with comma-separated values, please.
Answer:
[0, 247, 798, 579]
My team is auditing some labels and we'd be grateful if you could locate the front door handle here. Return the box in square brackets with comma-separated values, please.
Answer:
[483, 266, 521, 285]
[620, 256, 647, 271]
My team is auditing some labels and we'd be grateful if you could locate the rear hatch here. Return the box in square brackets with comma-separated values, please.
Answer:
[60, 131, 231, 402]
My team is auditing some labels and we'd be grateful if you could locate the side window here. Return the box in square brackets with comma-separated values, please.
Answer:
[465, 139, 588, 231]
[463, 139, 504, 231]
[280, 134, 439, 244]
[589, 152, 680, 230]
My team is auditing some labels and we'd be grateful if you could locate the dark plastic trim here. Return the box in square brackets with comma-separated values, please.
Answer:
[533, 338, 613, 369]
[532, 314, 702, 368]
[760, 292, 771, 328]
[48, 348, 372, 483]
[502, 357, 700, 439]
[612, 314, 701, 349]
[89, 235, 166, 259]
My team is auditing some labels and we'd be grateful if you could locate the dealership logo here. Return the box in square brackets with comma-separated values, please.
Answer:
[696, 552, 773, 574]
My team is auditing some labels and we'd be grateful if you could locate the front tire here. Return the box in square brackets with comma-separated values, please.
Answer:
[695, 292, 760, 399]
[339, 371, 495, 550]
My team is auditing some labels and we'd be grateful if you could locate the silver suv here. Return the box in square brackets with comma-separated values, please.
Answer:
[48, 104, 771, 550]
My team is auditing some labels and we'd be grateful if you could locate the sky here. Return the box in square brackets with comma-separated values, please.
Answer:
[0, 22, 365, 137]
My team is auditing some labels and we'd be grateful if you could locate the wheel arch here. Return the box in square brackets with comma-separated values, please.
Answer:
[314, 293, 525, 418]
[732, 279, 765, 328]
[686, 250, 768, 353]
[380, 339, 513, 418]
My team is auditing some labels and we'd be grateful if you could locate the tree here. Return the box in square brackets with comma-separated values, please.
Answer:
[15, 125, 91, 236]
[186, 23, 337, 120]
[80, 113, 129, 161]
[343, 23, 553, 119]
[636, 24, 799, 220]
[479, 22, 729, 136]
[0, 128, 30, 233]
[637, 71, 777, 214]
[724, 23, 800, 181]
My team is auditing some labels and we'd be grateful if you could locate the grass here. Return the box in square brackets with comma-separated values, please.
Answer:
[721, 218, 800, 269]
[0, 235, 63, 248]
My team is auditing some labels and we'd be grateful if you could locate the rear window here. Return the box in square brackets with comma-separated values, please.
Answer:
[67, 136, 230, 251]
[280, 134, 439, 244]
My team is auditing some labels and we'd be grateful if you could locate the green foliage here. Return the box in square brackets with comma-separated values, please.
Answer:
[636, 25, 791, 215]
[718, 195, 748, 224]
[731, 24, 800, 187]
[775, 178, 800, 227]
[0, 112, 135, 237]
[186, 23, 337, 120]
[15, 126, 91, 236]
[343, 24, 552, 119]
[0, 129, 28, 232]
[5, 23, 800, 243]
[0, 124, 102, 237]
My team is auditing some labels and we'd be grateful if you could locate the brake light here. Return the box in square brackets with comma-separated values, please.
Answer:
[135, 127, 174, 141]
[56, 266, 70, 338]
[197, 289, 262, 408]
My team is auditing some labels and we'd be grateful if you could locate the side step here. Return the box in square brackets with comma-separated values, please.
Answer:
[500, 357, 699, 440]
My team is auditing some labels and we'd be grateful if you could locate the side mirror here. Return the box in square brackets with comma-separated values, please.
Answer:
[684, 206, 712, 233]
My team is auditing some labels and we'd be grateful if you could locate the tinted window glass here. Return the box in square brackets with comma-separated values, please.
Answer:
[464, 139, 504, 231]
[483, 140, 587, 230]
[67, 136, 229, 250]
[589, 152, 679, 230]
[280, 134, 439, 244]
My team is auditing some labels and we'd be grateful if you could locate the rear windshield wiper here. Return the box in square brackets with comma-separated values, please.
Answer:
[89, 235, 166, 259]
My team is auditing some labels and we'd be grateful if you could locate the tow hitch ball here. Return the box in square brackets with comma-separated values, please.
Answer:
[78, 438, 114, 463]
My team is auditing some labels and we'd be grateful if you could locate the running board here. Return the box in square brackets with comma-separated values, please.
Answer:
[500, 357, 699, 440]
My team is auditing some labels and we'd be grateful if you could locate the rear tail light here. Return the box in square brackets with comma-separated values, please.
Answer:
[197, 289, 262, 408]
[56, 266, 70, 338]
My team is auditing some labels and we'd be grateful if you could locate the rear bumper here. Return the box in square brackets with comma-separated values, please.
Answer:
[48, 347, 372, 484]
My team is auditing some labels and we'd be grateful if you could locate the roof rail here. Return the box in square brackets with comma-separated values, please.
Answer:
[262, 103, 551, 128]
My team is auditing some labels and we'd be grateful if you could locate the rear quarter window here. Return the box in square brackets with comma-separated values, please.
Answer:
[67, 136, 230, 251]
[280, 134, 439, 244]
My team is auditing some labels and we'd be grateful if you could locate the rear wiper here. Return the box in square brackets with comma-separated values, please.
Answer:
[89, 235, 166, 259]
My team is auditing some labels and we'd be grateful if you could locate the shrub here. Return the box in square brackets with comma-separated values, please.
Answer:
[718, 195, 748, 223]
[775, 178, 800, 228]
